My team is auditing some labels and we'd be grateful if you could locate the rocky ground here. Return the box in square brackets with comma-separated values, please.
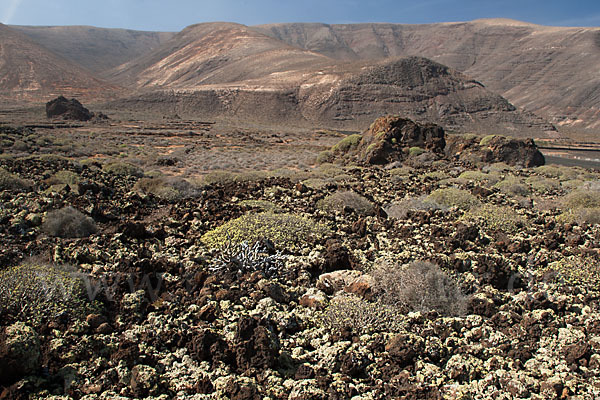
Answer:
[1, 117, 600, 399]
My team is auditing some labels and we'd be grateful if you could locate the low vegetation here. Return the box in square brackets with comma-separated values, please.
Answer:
[42, 206, 97, 238]
[370, 261, 467, 316]
[0, 263, 90, 323]
[201, 212, 331, 250]
[0, 167, 31, 190]
[317, 190, 376, 216]
[461, 204, 525, 233]
[426, 187, 480, 210]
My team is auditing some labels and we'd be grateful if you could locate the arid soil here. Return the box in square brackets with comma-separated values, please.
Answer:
[1, 115, 600, 399]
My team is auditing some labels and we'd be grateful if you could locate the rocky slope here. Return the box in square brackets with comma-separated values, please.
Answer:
[12, 25, 175, 74]
[0, 120, 600, 398]
[105, 22, 554, 135]
[0, 24, 120, 102]
[254, 19, 600, 133]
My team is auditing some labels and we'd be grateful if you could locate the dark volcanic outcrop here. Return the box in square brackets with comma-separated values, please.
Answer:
[255, 19, 600, 133]
[46, 96, 93, 121]
[328, 115, 545, 167]
[107, 24, 553, 136]
[446, 134, 545, 167]
[358, 116, 445, 165]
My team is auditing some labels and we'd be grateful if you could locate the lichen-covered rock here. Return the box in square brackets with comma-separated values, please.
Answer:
[329, 116, 446, 165]
[446, 134, 544, 167]
[0, 322, 41, 385]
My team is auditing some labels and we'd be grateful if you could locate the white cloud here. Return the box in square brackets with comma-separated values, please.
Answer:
[1, 0, 23, 24]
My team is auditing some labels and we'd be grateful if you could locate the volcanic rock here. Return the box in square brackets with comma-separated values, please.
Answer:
[0, 322, 41, 385]
[446, 134, 544, 167]
[46, 96, 93, 121]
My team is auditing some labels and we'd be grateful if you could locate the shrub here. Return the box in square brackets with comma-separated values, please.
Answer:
[42, 206, 97, 238]
[535, 165, 579, 181]
[103, 161, 143, 177]
[196, 170, 237, 187]
[556, 208, 600, 225]
[0, 263, 90, 323]
[317, 190, 376, 216]
[44, 170, 81, 186]
[458, 170, 500, 185]
[370, 261, 466, 316]
[384, 196, 447, 220]
[201, 212, 331, 250]
[526, 176, 561, 194]
[134, 176, 198, 201]
[538, 256, 600, 288]
[461, 204, 525, 233]
[426, 188, 480, 210]
[479, 135, 499, 146]
[316, 150, 334, 164]
[331, 134, 362, 154]
[322, 293, 404, 335]
[0, 167, 30, 191]
[493, 177, 531, 197]
[561, 190, 600, 209]
[408, 146, 425, 156]
[422, 170, 449, 181]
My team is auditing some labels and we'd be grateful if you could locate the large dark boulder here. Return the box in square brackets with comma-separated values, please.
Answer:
[446, 134, 545, 167]
[46, 96, 92, 121]
[328, 116, 446, 165]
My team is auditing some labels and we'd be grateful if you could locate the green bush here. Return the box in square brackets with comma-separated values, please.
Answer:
[426, 188, 480, 210]
[461, 204, 525, 233]
[316, 150, 334, 164]
[44, 170, 81, 186]
[408, 146, 425, 156]
[322, 293, 404, 335]
[134, 176, 198, 201]
[561, 190, 600, 209]
[493, 177, 531, 197]
[103, 161, 143, 177]
[331, 134, 362, 153]
[538, 256, 600, 288]
[317, 190, 376, 216]
[384, 196, 447, 220]
[479, 135, 499, 146]
[526, 176, 561, 194]
[458, 170, 500, 185]
[0, 264, 90, 323]
[556, 208, 600, 225]
[42, 206, 97, 238]
[201, 212, 331, 250]
[371, 261, 466, 316]
[535, 165, 579, 181]
[0, 167, 30, 191]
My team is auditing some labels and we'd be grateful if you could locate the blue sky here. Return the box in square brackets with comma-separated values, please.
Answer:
[2, 0, 599, 31]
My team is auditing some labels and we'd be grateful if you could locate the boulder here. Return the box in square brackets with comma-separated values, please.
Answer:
[446, 134, 544, 167]
[46, 96, 93, 121]
[358, 116, 446, 165]
[0, 322, 41, 385]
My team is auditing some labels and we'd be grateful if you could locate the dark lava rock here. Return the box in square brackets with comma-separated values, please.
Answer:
[563, 341, 590, 366]
[224, 380, 260, 400]
[46, 96, 93, 121]
[358, 116, 446, 165]
[234, 316, 280, 373]
[385, 334, 424, 368]
[446, 134, 544, 167]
